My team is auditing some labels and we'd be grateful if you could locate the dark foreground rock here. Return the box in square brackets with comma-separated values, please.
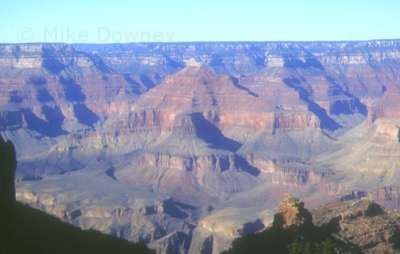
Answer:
[0, 136, 154, 254]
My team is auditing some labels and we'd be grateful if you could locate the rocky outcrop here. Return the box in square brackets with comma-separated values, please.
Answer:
[222, 195, 362, 254]
[274, 193, 313, 229]
[313, 199, 400, 254]
[223, 195, 400, 254]
[273, 112, 319, 130]
[374, 119, 400, 142]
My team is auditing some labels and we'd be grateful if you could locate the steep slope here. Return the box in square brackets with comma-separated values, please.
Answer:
[314, 118, 400, 191]
[0, 136, 154, 254]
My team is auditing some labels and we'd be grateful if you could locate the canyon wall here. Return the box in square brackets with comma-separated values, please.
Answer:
[1, 40, 400, 253]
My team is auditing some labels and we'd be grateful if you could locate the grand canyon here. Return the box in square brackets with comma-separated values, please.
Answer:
[1, 40, 400, 253]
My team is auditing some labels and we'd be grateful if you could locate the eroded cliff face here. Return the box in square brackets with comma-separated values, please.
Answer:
[2, 40, 400, 254]
[4, 40, 399, 139]
[369, 186, 400, 210]
[16, 187, 195, 253]
[0, 43, 173, 139]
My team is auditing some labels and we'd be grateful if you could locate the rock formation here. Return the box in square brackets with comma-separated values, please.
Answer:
[313, 199, 400, 253]
[225, 195, 400, 254]
[223, 195, 362, 254]
[273, 193, 312, 229]
[1, 40, 400, 253]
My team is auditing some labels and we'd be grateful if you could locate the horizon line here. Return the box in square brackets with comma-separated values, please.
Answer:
[1, 38, 400, 46]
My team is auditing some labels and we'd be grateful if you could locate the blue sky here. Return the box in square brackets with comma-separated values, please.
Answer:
[1, 0, 400, 43]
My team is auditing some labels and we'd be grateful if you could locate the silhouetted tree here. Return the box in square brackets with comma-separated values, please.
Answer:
[0, 135, 17, 205]
[1, 135, 17, 254]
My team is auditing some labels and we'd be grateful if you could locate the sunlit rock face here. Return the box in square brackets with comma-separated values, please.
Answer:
[274, 193, 312, 229]
[2, 40, 400, 253]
